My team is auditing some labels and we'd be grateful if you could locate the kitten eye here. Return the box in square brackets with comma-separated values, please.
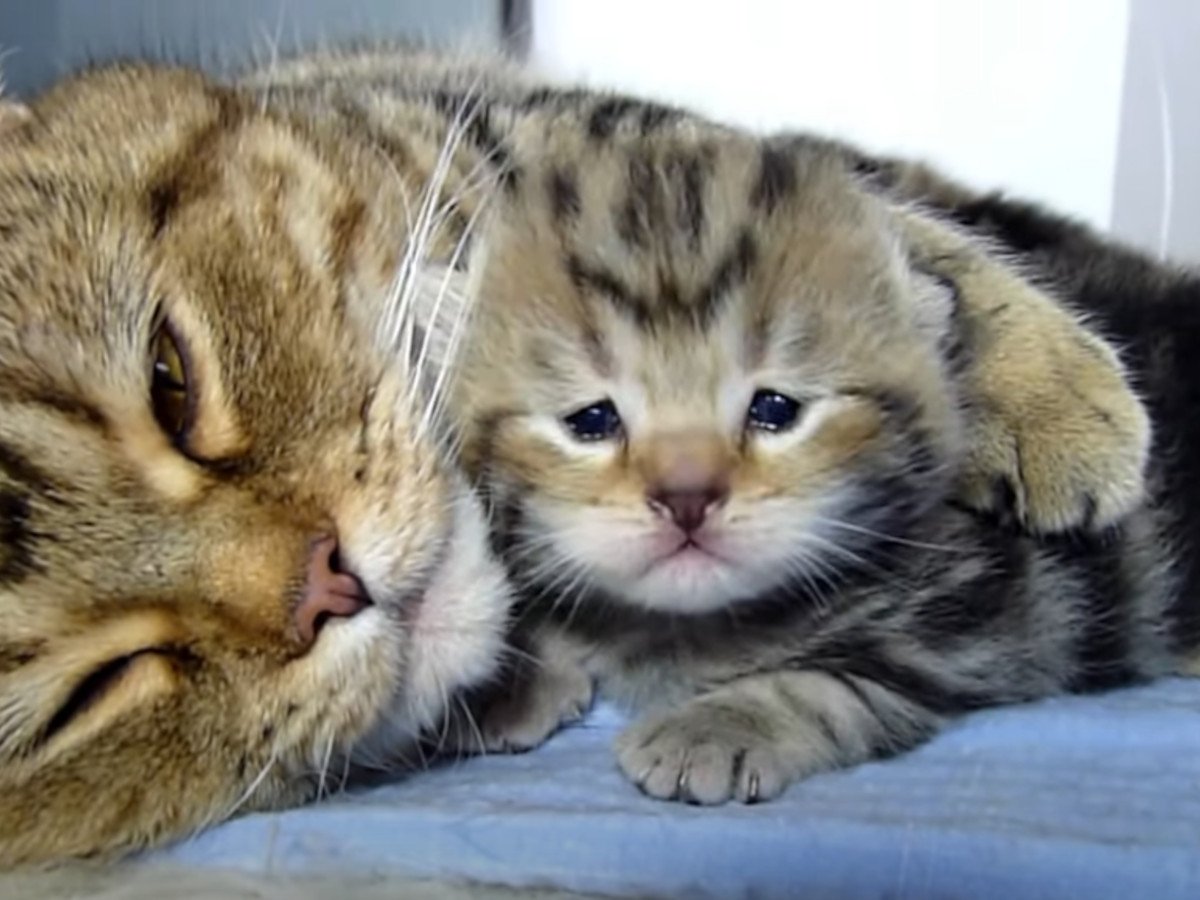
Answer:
[746, 389, 802, 433]
[150, 322, 193, 442]
[563, 399, 623, 442]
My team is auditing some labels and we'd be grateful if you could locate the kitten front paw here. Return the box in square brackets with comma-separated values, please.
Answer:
[962, 325, 1150, 534]
[481, 660, 594, 753]
[615, 702, 792, 805]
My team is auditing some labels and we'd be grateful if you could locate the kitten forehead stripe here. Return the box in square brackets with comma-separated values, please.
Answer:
[692, 229, 757, 324]
[614, 152, 658, 251]
[671, 150, 707, 249]
[565, 253, 652, 327]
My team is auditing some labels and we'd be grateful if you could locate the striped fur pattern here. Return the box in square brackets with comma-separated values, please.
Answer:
[0, 42, 1163, 861]
[0, 57, 520, 865]
[447, 79, 1194, 804]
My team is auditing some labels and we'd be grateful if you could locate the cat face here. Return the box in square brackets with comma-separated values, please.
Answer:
[460, 132, 964, 615]
[0, 65, 510, 863]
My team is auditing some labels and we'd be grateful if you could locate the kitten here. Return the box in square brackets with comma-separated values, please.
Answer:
[0, 42, 1150, 864]
[452, 119, 1194, 805]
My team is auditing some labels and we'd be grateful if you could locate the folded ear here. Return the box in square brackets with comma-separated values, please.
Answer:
[0, 100, 31, 134]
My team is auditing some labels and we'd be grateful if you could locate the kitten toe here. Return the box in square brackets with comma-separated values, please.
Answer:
[734, 747, 788, 804]
[616, 702, 788, 805]
[679, 742, 740, 805]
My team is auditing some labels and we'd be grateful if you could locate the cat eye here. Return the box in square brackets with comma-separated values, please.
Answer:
[150, 322, 192, 442]
[563, 399, 623, 442]
[746, 389, 803, 433]
[42, 653, 152, 744]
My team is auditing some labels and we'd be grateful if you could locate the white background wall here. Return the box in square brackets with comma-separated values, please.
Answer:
[531, 0, 1191, 258]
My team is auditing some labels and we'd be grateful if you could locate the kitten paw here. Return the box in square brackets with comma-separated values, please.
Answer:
[615, 703, 791, 805]
[962, 326, 1150, 534]
[481, 660, 594, 753]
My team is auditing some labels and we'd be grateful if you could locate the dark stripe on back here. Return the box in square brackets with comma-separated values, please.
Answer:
[911, 540, 1022, 649]
[547, 167, 581, 222]
[427, 92, 522, 192]
[639, 103, 679, 135]
[1044, 532, 1138, 691]
[803, 635, 993, 715]
[751, 144, 798, 213]
[588, 98, 641, 140]
[518, 87, 594, 111]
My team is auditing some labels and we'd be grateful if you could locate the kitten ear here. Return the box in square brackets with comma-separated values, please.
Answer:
[408, 262, 477, 374]
[0, 101, 30, 131]
[0, 101, 30, 137]
[906, 264, 961, 361]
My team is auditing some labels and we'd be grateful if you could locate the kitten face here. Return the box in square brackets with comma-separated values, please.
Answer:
[0, 65, 509, 863]
[461, 133, 964, 615]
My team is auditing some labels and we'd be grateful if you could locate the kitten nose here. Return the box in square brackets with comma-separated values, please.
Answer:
[648, 487, 728, 533]
[294, 537, 371, 648]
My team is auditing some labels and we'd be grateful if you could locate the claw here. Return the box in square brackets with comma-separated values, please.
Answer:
[746, 771, 760, 804]
[676, 758, 690, 800]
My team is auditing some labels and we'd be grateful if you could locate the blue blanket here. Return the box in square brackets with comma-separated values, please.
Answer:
[154, 679, 1200, 898]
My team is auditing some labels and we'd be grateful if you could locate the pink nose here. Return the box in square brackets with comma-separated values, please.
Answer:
[647, 486, 728, 533]
[294, 537, 371, 648]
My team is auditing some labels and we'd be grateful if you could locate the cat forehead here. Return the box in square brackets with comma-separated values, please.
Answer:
[475, 130, 908, 388]
[490, 127, 901, 332]
[0, 65, 392, 473]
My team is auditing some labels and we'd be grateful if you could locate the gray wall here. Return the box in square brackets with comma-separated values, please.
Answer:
[0, 0, 508, 97]
[1107, 0, 1198, 262]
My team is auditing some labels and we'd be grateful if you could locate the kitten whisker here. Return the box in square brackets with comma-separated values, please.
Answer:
[452, 692, 487, 760]
[813, 515, 966, 554]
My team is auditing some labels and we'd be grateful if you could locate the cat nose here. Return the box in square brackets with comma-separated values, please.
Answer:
[647, 486, 728, 533]
[294, 536, 372, 648]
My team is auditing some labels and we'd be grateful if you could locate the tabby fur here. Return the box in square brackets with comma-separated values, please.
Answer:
[0, 43, 1159, 861]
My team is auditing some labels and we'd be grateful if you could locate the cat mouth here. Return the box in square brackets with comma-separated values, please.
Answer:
[646, 537, 728, 573]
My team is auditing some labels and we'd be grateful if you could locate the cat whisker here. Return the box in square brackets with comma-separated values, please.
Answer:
[813, 515, 966, 554]
[225, 751, 278, 819]
[253, 2, 289, 115]
[451, 691, 487, 761]
[380, 100, 478, 359]
[385, 77, 492, 354]
[498, 643, 546, 671]
[314, 733, 335, 802]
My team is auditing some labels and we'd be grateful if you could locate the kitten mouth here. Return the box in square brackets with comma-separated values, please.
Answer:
[647, 537, 727, 572]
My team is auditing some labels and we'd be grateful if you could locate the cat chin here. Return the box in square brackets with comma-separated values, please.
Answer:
[396, 486, 513, 732]
[609, 551, 784, 615]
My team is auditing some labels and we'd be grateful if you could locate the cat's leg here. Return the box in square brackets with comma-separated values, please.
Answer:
[614, 670, 940, 804]
[475, 627, 595, 753]
[895, 209, 1150, 534]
